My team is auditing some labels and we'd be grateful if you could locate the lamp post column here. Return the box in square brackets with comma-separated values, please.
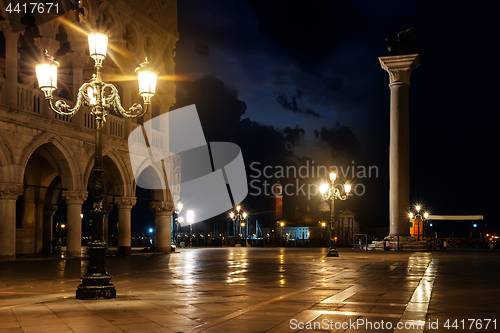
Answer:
[76, 105, 116, 299]
[379, 54, 420, 237]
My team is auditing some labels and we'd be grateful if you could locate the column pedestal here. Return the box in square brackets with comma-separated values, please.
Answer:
[379, 53, 420, 239]
[150, 201, 174, 253]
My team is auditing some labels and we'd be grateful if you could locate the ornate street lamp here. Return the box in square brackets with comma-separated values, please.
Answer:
[229, 205, 248, 242]
[408, 205, 429, 241]
[35, 31, 158, 300]
[319, 169, 351, 257]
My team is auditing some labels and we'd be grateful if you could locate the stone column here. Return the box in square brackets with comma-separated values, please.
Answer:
[150, 201, 174, 253]
[379, 54, 420, 237]
[0, 183, 23, 260]
[115, 196, 136, 247]
[103, 203, 113, 245]
[1, 24, 24, 107]
[42, 204, 57, 253]
[61, 190, 88, 257]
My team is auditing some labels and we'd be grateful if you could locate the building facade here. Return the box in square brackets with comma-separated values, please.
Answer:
[0, 0, 179, 260]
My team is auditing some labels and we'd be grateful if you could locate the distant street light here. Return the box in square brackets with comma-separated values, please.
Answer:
[229, 206, 248, 241]
[408, 204, 429, 240]
[187, 210, 194, 246]
[174, 203, 183, 246]
[319, 169, 351, 257]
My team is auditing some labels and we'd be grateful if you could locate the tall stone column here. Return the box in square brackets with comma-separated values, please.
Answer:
[62, 191, 88, 257]
[150, 201, 174, 253]
[43, 204, 57, 253]
[0, 183, 23, 260]
[1, 23, 24, 107]
[379, 54, 420, 237]
[115, 196, 136, 247]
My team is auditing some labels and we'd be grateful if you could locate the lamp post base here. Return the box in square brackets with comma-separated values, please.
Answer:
[76, 283, 116, 300]
[326, 246, 339, 257]
[76, 241, 116, 300]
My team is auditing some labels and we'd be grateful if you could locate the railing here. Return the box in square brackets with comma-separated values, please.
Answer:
[0, 81, 144, 141]
[108, 114, 124, 138]
[423, 237, 489, 249]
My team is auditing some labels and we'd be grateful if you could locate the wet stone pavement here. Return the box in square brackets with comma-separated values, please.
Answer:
[0, 248, 499, 332]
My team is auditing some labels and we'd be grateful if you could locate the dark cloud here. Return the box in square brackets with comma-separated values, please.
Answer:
[314, 123, 360, 158]
[194, 42, 210, 56]
[247, 0, 360, 72]
[275, 89, 321, 118]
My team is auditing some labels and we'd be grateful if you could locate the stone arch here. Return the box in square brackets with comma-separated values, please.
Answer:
[18, 132, 82, 191]
[17, 134, 83, 254]
[132, 159, 169, 202]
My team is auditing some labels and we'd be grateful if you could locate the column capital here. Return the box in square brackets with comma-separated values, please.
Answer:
[0, 183, 23, 200]
[61, 190, 88, 204]
[150, 201, 174, 216]
[379, 53, 420, 85]
[34, 36, 60, 57]
[1, 21, 25, 39]
[115, 196, 137, 209]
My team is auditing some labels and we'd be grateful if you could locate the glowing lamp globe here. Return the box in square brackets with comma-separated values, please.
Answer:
[319, 183, 329, 195]
[329, 172, 337, 181]
[35, 53, 59, 98]
[88, 32, 108, 65]
[135, 58, 158, 104]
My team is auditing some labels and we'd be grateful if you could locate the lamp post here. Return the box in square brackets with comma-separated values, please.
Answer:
[408, 205, 429, 241]
[319, 170, 351, 257]
[229, 205, 248, 244]
[35, 32, 158, 300]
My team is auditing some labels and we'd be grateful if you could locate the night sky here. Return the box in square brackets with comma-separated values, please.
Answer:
[170, 0, 499, 235]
